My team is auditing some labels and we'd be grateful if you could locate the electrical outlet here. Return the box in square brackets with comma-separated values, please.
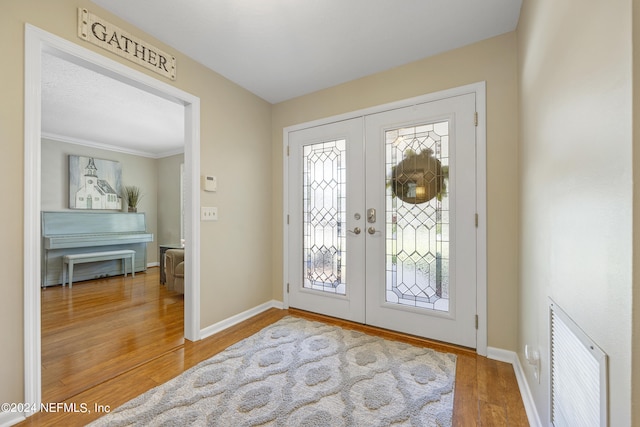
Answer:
[525, 344, 541, 383]
[201, 206, 218, 221]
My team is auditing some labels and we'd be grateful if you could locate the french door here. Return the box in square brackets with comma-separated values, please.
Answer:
[287, 93, 478, 348]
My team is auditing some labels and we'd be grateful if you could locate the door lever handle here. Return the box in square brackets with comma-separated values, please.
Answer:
[368, 227, 381, 235]
[348, 227, 361, 235]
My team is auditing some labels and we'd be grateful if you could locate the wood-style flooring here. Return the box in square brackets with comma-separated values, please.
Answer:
[19, 267, 528, 426]
[40, 268, 184, 404]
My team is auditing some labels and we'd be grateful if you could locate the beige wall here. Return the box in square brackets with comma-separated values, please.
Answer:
[518, 0, 633, 424]
[41, 138, 161, 263]
[157, 153, 184, 246]
[1, 0, 272, 409]
[272, 32, 520, 351]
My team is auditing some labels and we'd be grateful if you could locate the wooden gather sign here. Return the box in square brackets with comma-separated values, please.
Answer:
[77, 8, 176, 80]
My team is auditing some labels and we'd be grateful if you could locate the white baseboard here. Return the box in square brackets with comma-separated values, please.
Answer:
[486, 346, 516, 364]
[199, 300, 284, 340]
[487, 347, 542, 427]
[147, 262, 159, 268]
[0, 411, 25, 427]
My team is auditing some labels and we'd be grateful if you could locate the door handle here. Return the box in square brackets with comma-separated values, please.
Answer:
[348, 227, 361, 235]
[368, 227, 381, 235]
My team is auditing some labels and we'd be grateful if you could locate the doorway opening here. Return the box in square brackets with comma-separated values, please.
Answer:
[24, 24, 201, 408]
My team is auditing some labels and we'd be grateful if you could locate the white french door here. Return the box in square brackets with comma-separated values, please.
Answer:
[288, 118, 366, 322]
[287, 93, 478, 348]
[364, 94, 477, 347]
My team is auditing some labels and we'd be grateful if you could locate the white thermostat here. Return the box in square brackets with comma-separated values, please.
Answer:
[203, 175, 217, 192]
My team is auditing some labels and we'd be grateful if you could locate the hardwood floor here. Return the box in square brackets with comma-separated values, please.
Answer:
[20, 270, 528, 426]
[40, 267, 184, 404]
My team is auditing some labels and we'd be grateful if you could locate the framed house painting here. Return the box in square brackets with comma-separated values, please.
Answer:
[69, 155, 122, 210]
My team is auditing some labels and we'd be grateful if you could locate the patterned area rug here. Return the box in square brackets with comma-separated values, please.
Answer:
[89, 316, 456, 426]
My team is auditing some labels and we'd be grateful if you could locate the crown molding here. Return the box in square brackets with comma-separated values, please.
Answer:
[41, 132, 184, 159]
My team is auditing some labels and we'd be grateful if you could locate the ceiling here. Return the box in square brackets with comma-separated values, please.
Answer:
[42, 52, 185, 158]
[42, 0, 522, 157]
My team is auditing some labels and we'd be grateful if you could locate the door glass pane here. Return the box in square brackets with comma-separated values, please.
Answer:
[303, 139, 347, 295]
[385, 122, 450, 312]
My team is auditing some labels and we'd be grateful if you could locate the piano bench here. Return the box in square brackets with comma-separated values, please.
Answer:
[62, 249, 136, 288]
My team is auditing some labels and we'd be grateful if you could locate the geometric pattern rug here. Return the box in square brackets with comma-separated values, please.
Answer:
[88, 316, 456, 426]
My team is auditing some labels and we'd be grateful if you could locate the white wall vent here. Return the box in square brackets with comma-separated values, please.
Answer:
[550, 300, 608, 426]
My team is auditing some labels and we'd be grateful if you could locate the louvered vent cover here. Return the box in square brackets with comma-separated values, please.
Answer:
[550, 301, 607, 426]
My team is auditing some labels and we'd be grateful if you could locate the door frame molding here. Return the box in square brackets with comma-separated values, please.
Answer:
[283, 82, 487, 355]
[24, 24, 202, 410]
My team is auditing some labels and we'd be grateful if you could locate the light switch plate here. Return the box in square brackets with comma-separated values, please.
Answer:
[201, 206, 218, 221]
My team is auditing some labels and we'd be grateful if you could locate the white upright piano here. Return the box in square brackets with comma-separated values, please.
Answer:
[41, 211, 154, 287]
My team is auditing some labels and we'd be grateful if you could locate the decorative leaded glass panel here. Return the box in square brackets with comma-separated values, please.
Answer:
[303, 139, 347, 295]
[385, 122, 450, 312]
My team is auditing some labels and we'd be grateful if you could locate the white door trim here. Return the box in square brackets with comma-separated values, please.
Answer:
[24, 24, 202, 412]
[283, 82, 487, 355]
